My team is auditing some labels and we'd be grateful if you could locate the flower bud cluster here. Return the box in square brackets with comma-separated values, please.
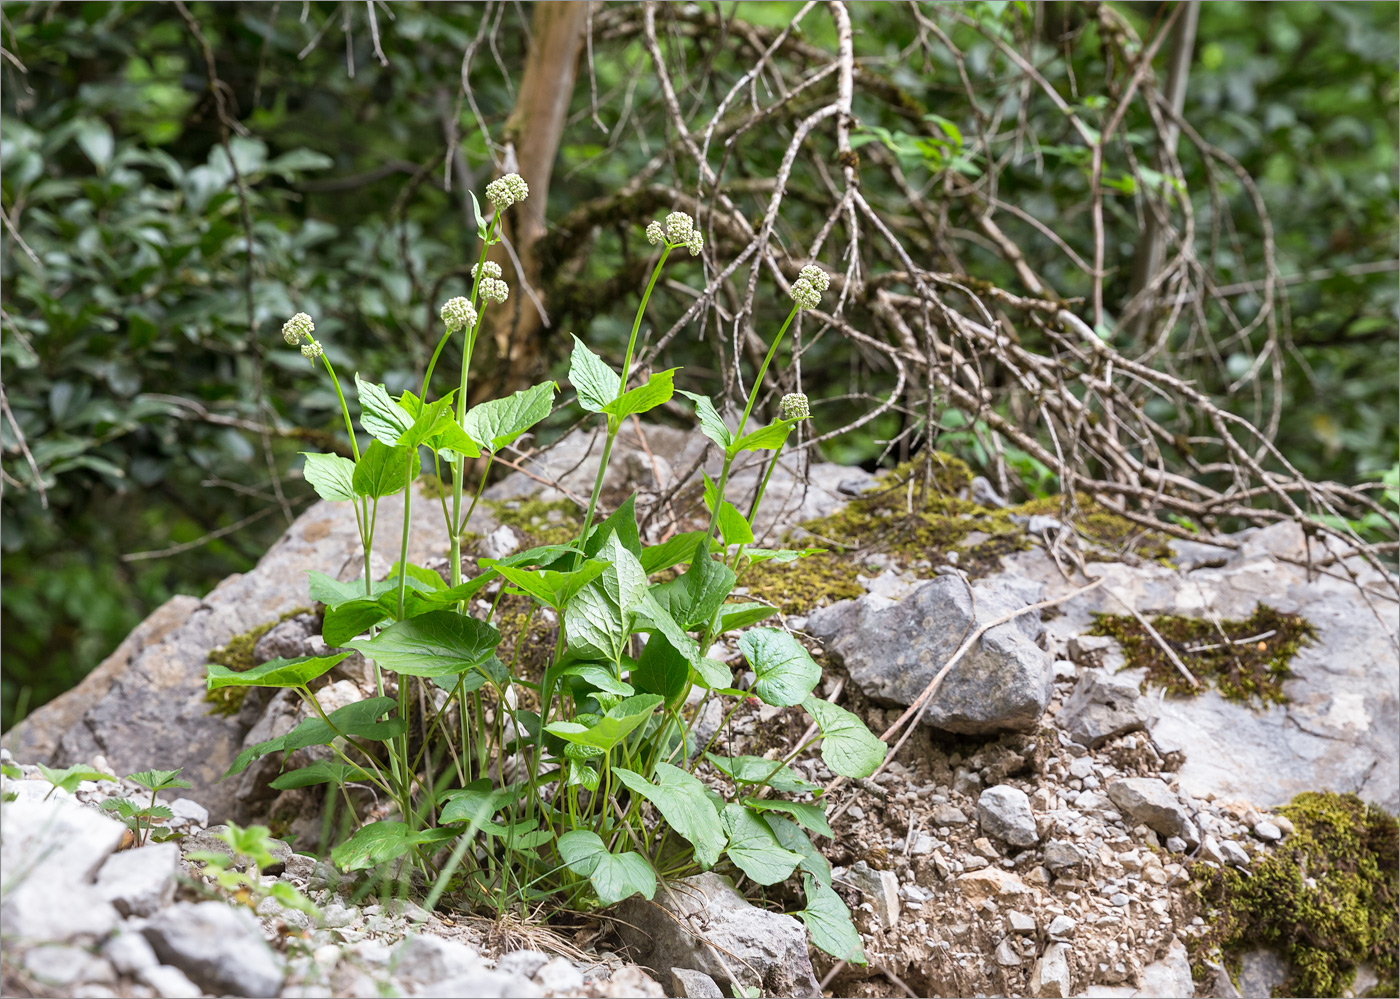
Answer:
[479, 277, 509, 305]
[301, 341, 324, 360]
[798, 264, 829, 294]
[789, 277, 821, 311]
[473, 261, 502, 280]
[440, 296, 478, 333]
[779, 392, 810, 421]
[282, 312, 314, 345]
[485, 172, 529, 210]
[645, 211, 704, 255]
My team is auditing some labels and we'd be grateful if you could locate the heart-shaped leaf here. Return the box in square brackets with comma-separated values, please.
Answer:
[569, 336, 619, 414]
[353, 440, 412, 499]
[356, 375, 415, 446]
[802, 695, 887, 779]
[721, 804, 802, 885]
[351, 611, 500, 678]
[301, 452, 356, 502]
[613, 763, 726, 869]
[206, 651, 351, 690]
[557, 829, 656, 906]
[704, 753, 821, 794]
[742, 798, 832, 838]
[463, 381, 556, 452]
[798, 874, 866, 963]
[740, 628, 821, 707]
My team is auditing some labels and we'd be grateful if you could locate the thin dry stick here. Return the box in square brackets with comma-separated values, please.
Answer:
[1105, 586, 1200, 688]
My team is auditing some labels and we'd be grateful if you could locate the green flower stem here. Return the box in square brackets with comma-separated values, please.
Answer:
[737, 304, 799, 438]
[315, 352, 376, 597]
[618, 246, 672, 398]
[396, 448, 416, 620]
[570, 430, 615, 571]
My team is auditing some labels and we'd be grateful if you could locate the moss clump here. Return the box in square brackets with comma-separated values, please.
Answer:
[1088, 603, 1315, 705]
[1011, 491, 1176, 563]
[203, 607, 313, 716]
[485, 497, 583, 548]
[1191, 791, 1398, 998]
[741, 556, 866, 615]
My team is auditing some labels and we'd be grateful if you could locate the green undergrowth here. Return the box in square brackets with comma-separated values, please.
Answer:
[1088, 604, 1315, 705]
[1190, 791, 1398, 998]
[204, 607, 313, 715]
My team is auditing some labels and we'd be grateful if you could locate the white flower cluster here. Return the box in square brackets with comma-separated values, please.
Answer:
[440, 296, 478, 333]
[645, 211, 703, 256]
[779, 392, 810, 421]
[281, 312, 314, 345]
[479, 277, 509, 304]
[301, 341, 324, 360]
[789, 277, 821, 311]
[473, 261, 502, 280]
[798, 264, 829, 294]
[485, 172, 529, 210]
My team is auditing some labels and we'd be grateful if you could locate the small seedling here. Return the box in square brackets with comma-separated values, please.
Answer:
[100, 768, 191, 846]
[189, 822, 319, 918]
[35, 762, 115, 800]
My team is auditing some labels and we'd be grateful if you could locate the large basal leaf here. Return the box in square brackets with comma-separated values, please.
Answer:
[557, 829, 656, 906]
[307, 572, 396, 609]
[568, 336, 619, 414]
[462, 381, 556, 453]
[206, 651, 351, 691]
[678, 390, 733, 450]
[301, 452, 356, 502]
[565, 531, 646, 663]
[802, 696, 887, 779]
[545, 694, 663, 752]
[743, 798, 833, 838]
[726, 418, 796, 458]
[355, 374, 415, 446]
[603, 368, 678, 423]
[353, 440, 413, 499]
[766, 815, 832, 888]
[351, 611, 500, 678]
[704, 753, 821, 794]
[740, 628, 821, 707]
[612, 763, 726, 869]
[720, 804, 802, 886]
[798, 874, 866, 963]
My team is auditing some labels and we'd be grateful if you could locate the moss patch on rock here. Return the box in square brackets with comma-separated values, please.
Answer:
[485, 497, 583, 548]
[1087, 603, 1315, 705]
[203, 607, 313, 716]
[1011, 492, 1176, 564]
[1190, 791, 1398, 998]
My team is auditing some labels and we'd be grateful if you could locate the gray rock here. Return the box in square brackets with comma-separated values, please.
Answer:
[1221, 840, 1252, 867]
[418, 969, 533, 999]
[995, 937, 1022, 966]
[1042, 840, 1082, 874]
[252, 613, 317, 663]
[1057, 671, 1148, 748]
[1238, 948, 1290, 998]
[1132, 939, 1194, 999]
[23, 945, 116, 988]
[1200, 835, 1226, 866]
[1106, 778, 1194, 840]
[615, 872, 820, 997]
[931, 803, 969, 825]
[534, 958, 585, 994]
[1066, 634, 1126, 673]
[495, 950, 549, 979]
[1008, 910, 1036, 934]
[1046, 914, 1076, 940]
[96, 841, 179, 916]
[142, 901, 285, 998]
[846, 861, 900, 930]
[970, 476, 1008, 509]
[141, 964, 206, 999]
[1253, 820, 1282, 842]
[977, 785, 1039, 848]
[1165, 836, 1187, 854]
[481, 524, 523, 561]
[104, 930, 161, 974]
[672, 967, 724, 998]
[807, 575, 1052, 734]
[1031, 942, 1072, 998]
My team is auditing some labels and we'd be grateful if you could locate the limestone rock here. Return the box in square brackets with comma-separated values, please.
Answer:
[808, 575, 1052, 734]
[672, 967, 725, 998]
[1031, 942, 1072, 998]
[615, 872, 820, 997]
[95, 841, 179, 917]
[977, 784, 1039, 847]
[142, 900, 285, 998]
[845, 861, 900, 930]
[1057, 671, 1148, 748]
[1106, 778, 1195, 842]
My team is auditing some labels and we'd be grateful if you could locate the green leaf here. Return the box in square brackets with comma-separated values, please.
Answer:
[353, 440, 412, 499]
[639, 530, 713, 574]
[631, 627, 692, 704]
[301, 452, 356, 502]
[740, 628, 821, 707]
[727, 418, 795, 458]
[206, 652, 351, 690]
[742, 547, 826, 564]
[703, 471, 753, 545]
[36, 763, 115, 795]
[612, 763, 726, 869]
[651, 547, 735, 630]
[711, 602, 777, 633]
[463, 381, 556, 452]
[75, 117, 115, 171]
[743, 798, 832, 838]
[799, 875, 866, 964]
[307, 572, 395, 609]
[269, 761, 370, 790]
[802, 696, 887, 778]
[678, 390, 733, 449]
[721, 804, 802, 885]
[438, 778, 517, 826]
[766, 815, 832, 888]
[557, 830, 656, 906]
[559, 663, 635, 697]
[125, 768, 191, 792]
[426, 418, 482, 460]
[351, 611, 500, 678]
[569, 336, 619, 413]
[565, 532, 646, 663]
[583, 496, 641, 560]
[356, 374, 415, 446]
[330, 822, 454, 872]
[224, 697, 404, 777]
[545, 694, 663, 752]
[322, 596, 391, 647]
[267, 879, 321, 917]
[603, 368, 678, 422]
[704, 753, 821, 794]
[397, 393, 456, 449]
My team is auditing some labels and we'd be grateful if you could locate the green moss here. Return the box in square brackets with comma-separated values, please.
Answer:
[1088, 604, 1315, 705]
[1190, 791, 1399, 998]
[1011, 492, 1176, 564]
[742, 556, 866, 615]
[485, 497, 583, 548]
[203, 607, 313, 716]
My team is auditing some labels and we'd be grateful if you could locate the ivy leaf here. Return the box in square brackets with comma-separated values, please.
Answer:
[678, 390, 733, 449]
[704, 753, 821, 794]
[206, 652, 351, 690]
[726, 418, 796, 458]
[569, 336, 619, 413]
[355, 374, 415, 446]
[300, 452, 356, 502]
[462, 381, 557, 453]
[557, 829, 656, 906]
[603, 368, 678, 423]
[742, 798, 833, 838]
[740, 628, 821, 707]
[351, 611, 500, 678]
[798, 874, 866, 963]
[721, 804, 802, 885]
[802, 696, 887, 778]
[352, 440, 412, 499]
[612, 763, 727, 869]
[766, 815, 832, 888]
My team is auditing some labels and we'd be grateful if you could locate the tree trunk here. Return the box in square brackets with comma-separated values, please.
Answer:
[477, 0, 589, 400]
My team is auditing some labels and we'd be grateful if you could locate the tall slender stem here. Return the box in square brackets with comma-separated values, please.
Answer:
[619, 247, 672, 398]
[737, 304, 798, 438]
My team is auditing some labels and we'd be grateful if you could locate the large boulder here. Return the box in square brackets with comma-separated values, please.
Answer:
[808, 575, 1053, 734]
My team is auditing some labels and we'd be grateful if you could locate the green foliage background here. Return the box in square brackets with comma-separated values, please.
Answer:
[2, 1, 1396, 727]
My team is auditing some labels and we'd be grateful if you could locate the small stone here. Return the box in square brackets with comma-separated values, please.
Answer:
[1253, 820, 1282, 842]
[1068, 756, 1095, 779]
[1106, 778, 1195, 841]
[480, 524, 522, 561]
[1031, 942, 1072, 997]
[847, 861, 901, 930]
[23, 945, 115, 987]
[956, 867, 1034, 902]
[1110, 892, 1130, 906]
[1008, 910, 1036, 935]
[954, 768, 983, 796]
[496, 950, 549, 978]
[1042, 839, 1082, 874]
[931, 803, 969, 825]
[142, 901, 285, 998]
[910, 833, 937, 856]
[96, 842, 179, 917]
[995, 936, 1022, 966]
[1046, 914, 1077, 940]
[978, 785, 1039, 848]
[534, 958, 585, 994]
[671, 968, 724, 998]
[963, 855, 990, 870]
[848, 805, 866, 821]
[1273, 815, 1295, 837]
[1057, 670, 1146, 748]
[167, 797, 209, 829]
[1221, 840, 1252, 867]
[973, 837, 1001, 860]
